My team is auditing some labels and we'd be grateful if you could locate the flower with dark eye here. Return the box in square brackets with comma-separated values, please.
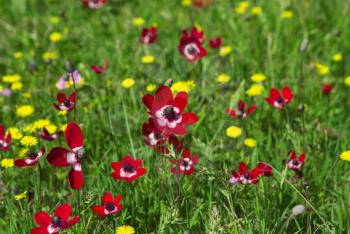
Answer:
[229, 162, 266, 185]
[82, 0, 107, 9]
[170, 148, 199, 175]
[209, 36, 222, 49]
[265, 86, 294, 109]
[0, 124, 11, 152]
[90, 62, 109, 74]
[53, 92, 76, 112]
[226, 100, 256, 119]
[140, 27, 158, 45]
[110, 155, 146, 183]
[287, 150, 306, 171]
[178, 27, 207, 62]
[14, 147, 45, 167]
[38, 127, 62, 141]
[92, 192, 123, 218]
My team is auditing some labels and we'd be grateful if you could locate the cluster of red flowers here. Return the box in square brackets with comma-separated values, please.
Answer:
[229, 162, 272, 185]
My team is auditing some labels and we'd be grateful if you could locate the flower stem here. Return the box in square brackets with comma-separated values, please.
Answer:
[77, 189, 81, 216]
[37, 162, 42, 209]
[110, 215, 116, 233]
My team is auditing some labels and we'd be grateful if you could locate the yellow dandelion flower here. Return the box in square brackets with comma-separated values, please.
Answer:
[244, 138, 257, 148]
[340, 151, 350, 161]
[246, 84, 264, 96]
[22, 92, 31, 99]
[251, 73, 266, 82]
[141, 55, 155, 64]
[146, 84, 156, 92]
[50, 16, 60, 24]
[20, 136, 38, 146]
[217, 74, 231, 84]
[121, 78, 135, 89]
[33, 119, 51, 129]
[42, 51, 58, 61]
[234, 1, 249, 14]
[251, 6, 262, 15]
[1, 158, 14, 168]
[24, 124, 37, 133]
[46, 124, 57, 134]
[219, 46, 232, 57]
[332, 53, 342, 62]
[281, 10, 293, 19]
[58, 110, 68, 116]
[133, 17, 145, 26]
[315, 63, 329, 75]
[15, 191, 27, 201]
[11, 82, 22, 91]
[171, 80, 196, 93]
[61, 124, 68, 132]
[3, 74, 21, 83]
[14, 51, 23, 59]
[49, 32, 63, 43]
[7, 127, 22, 140]
[115, 225, 135, 234]
[226, 126, 242, 138]
[19, 148, 29, 158]
[16, 105, 34, 117]
[181, 0, 192, 7]
[344, 76, 350, 86]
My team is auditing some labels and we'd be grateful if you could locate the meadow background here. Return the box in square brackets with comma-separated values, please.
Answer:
[1, 0, 350, 233]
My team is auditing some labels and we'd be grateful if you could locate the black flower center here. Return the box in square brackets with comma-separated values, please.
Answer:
[28, 150, 37, 159]
[276, 97, 285, 104]
[51, 216, 65, 228]
[63, 99, 71, 107]
[163, 106, 180, 122]
[105, 202, 116, 212]
[181, 160, 189, 168]
[292, 160, 300, 166]
[244, 172, 251, 179]
[123, 163, 135, 173]
[187, 44, 199, 56]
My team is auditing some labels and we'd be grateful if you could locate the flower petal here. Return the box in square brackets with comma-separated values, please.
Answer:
[65, 122, 84, 150]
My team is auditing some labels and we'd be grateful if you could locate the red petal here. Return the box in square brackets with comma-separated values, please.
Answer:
[113, 194, 122, 205]
[14, 159, 31, 167]
[92, 206, 106, 217]
[181, 113, 198, 125]
[142, 94, 154, 110]
[299, 153, 306, 163]
[65, 122, 84, 150]
[0, 124, 4, 139]
[64, 216, 80, 228]
[191, 155, 199, 164]
[68, 168, 84, 190]
[69, 92, 77, 102]
[238, 162, 248, 174]
[54, 203, 72, 221]
[247, 104, 256, 116]
[151, 86, 173, 114]
[47, 147, 69, 167]
[172, 125, 187, 136]
[102, 192, 114, 204]
[282, 86, 294, 103]
[288, 150, 296, 160]
[34, 211, 51, 226]
[31, 227, 49, 234]
[174, 92, 188, 112]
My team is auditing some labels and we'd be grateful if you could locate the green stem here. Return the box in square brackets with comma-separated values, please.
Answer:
[37, 162, 42, 209]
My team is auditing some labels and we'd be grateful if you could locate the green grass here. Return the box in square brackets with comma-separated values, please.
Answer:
[1, 0, 350, 233]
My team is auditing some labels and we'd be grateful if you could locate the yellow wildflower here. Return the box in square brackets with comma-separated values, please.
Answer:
[24, 124, 37, 133]
[344, 76, 350, 86]
[19, 148, 29, 158]
[133, 17, 145, 26]
[340, 151, 350, 161]
[234, 1, 249, 14]
[181, 0, 192, 7]
[121, 78, 135, 89]
[3, 74, 21, 83]
[50, 32, 63, 43]
[171, 80, 195, 93]
[20, 136, 38, 146]
[11, 82, 22, 91]
[332, 53, 342, 62]
[46, 124, 57, 134]
[14, 52, 23, 59]
[7, 127, 22, 140]
[251, 73, 266, 82]
[15, 191, 27, 201]
[1, 158, 14, 168]
[246, 84, 264, 96]
[315, 63, 329, 75]
[281, 10, 293, 19]
[33, 119, 51, 129]
[217, 74, 231, 84]
[115, 225, 135, 234]
[61, 124, 68, 132]
[50, 16, 60, 24]
[16, 105, 34, 117]
[146, 84, 156, 92]
[42, 51, 58, 61]
[226, 126, 242, 138]
[244, 138, 257, 148]
[58, 110, 68, 116]
[219, 46, 232, 57]
[141, 55, 155, 64]
[22, 92, 31, 99]
[251, 6, 262, 15]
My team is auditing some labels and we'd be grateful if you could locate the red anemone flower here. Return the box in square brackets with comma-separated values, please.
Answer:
[322, 84, 333, 95]
[31, 203, 79, 234]
[229, 162, 262, 185]
[142, 118, 164, 147]
[111, 155, 146, 183]
[47, 122, 85, 190]
[287, 150, 306, 171]
[0, 124, 11, 152]
[265, 86, 294, 109]
[90, 62, 109, 74]
[209, 36, 222, 49]
[170, 148, 199, 175]
[38, 127, 62, 141]
[15, 147, 45, 167]
[226, 100, 256, 119]
[53, 92, 76, 112]
[142, 86, 198, 136]
[256, 162, 272, 177]
[82, 0, 107, 9]
[140, 27, 158, 45]
[193, 0, 212, 7]
[92, 192, 123, 218]
[178, 27, 207, 62]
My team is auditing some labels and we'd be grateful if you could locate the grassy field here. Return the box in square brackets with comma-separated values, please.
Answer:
[1, 0, 350, 233]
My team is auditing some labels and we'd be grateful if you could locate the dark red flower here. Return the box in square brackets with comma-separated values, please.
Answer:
[0, 124, 11, 152]
[31, 203, 79, 234]
[229, 162, 262, 185]
[15, 147, 45, 167]
[53, 92, 76, 112]
[178, 27, 207, 62]
[209, 37, 222, 49]
[170, 148, 199, 175]
[142, 118, 164, 147]
[110, 155, 146, 183]
[140, 27, 158, 45]
[256, 162, 272, 177]
[47, 122, 85, 190]
[90, 62, 109, 74]
[265, 86, 294, 109]
[226, 100, 256, 119]
[287, 150, 306, 171]
[193, 0, 212, 7]
[82, 0, 107, 9]
[92, 192, 123, 218]
[38, 127, 62, 141]
[322, 84, 333, 95]
[142, 86, 198, 136]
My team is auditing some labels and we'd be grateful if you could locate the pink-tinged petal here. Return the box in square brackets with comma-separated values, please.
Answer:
[174, 92, 188, 112]
[181, 113, 198, 125]
[238, 162, 248, 174]
[65, 122, 84, 150]
[172, 125, 187, 136]
[34, 211, 51, 226]
[68, 168, 84, 190]
[69, 92, 77, 102]
[31, 227, 49, 234]
[54, 203, 72, 221]
[47, 147, 70, 167]
[92, 205, 106, 217]
[288, 150, 296, 160]
[64, 216, 80, 228]
[247, 104, 256, 116]
[299, 153, 306, 163]
[102, 192, 114, 204]
[151, 86, 173, 114]
[14, 159, 31, 167]
[57, 93, 66, 103]
[142, 94, 154, 110]
[282, 86, 294, 103]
